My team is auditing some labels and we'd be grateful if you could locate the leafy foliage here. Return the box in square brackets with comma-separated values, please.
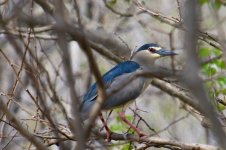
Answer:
[109, 111, 134, 149]
[199, 0, 224, 10]
[110, 112, 134, 133]
[199, 46, 226, 111]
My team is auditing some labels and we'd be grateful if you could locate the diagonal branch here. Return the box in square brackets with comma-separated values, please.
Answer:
[0, 98, 47, 150]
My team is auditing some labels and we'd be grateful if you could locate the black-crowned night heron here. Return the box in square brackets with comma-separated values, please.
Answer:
[80, 43, 177, 140]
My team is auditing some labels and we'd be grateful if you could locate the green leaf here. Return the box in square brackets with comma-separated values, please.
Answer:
[126, 115, 133, 122]
[110, 124, 125, 132]
[124, 0, 132, 3]
[199, 47, 211, 58]
[116, 115, 121, 122]
[199, 0, 209, 5]
[213, 1, 222, 10]
[206, 80, 214, 87]
[202, 64, 217, 76]
[221, 89, 226, 95]
[208, 91, 215, 99]
[215, 90, 220, 97]
[217, 103, 225, 111]
[213, 48, 222, 56]
[222, 89, 226, 95]
[108, 0, 117, 5]
[122, 143, 133, 150]
[214, 60, 226, 69]
[218, 77, 226, 86]
[209, 67, 217, 76]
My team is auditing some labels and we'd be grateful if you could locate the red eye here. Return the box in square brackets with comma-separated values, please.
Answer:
[148, 48, 156, 52]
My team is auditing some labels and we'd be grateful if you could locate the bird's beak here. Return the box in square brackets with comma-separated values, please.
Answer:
[156, 49, 178, 56]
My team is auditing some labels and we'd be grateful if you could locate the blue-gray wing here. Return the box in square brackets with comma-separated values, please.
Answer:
[80, 61, 141, 119]
[102, 69, 145, 109]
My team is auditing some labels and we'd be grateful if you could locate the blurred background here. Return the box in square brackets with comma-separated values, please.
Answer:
[0, 0, 226, 149]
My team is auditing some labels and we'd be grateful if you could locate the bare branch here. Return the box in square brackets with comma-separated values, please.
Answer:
[182, 0, 226, 148]
[0, 98, 47, 150]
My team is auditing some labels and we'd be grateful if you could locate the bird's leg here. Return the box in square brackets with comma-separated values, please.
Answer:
[99, 113, 112, 142]
[100, 110, 113, 131]
[118, 111, 147, 137]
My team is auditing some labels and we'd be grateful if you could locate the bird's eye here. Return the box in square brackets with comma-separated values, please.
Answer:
[148, 48, 156, 53]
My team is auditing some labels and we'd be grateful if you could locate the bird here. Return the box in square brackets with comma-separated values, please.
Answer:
[79, 43, 177, 140]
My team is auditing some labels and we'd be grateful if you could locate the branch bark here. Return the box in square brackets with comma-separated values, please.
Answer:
[0, 98, 47, 150]
[182, 0, 226, 149]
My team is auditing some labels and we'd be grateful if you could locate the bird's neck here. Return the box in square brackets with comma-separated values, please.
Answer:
[131, 51, 157, 71]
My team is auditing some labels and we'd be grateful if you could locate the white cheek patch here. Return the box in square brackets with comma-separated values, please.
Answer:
[151, 47, 162, 51]
[151, 53, 161, 58]
[136, 50, 161, 59]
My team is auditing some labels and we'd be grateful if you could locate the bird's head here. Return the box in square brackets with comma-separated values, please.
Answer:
[131, 43, 177, 60]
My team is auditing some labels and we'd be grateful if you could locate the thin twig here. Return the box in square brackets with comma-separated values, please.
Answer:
[0, 98, 47, 150]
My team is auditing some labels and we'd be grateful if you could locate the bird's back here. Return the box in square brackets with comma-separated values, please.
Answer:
[80, 61, 145, 120]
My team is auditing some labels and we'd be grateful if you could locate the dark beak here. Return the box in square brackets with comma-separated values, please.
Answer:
[156, 49, 177, 56]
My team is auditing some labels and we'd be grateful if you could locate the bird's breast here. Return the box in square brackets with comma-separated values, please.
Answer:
[102, 71, 146, 110]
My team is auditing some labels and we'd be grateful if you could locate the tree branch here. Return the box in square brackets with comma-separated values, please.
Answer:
[0, 98, 47, 150]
